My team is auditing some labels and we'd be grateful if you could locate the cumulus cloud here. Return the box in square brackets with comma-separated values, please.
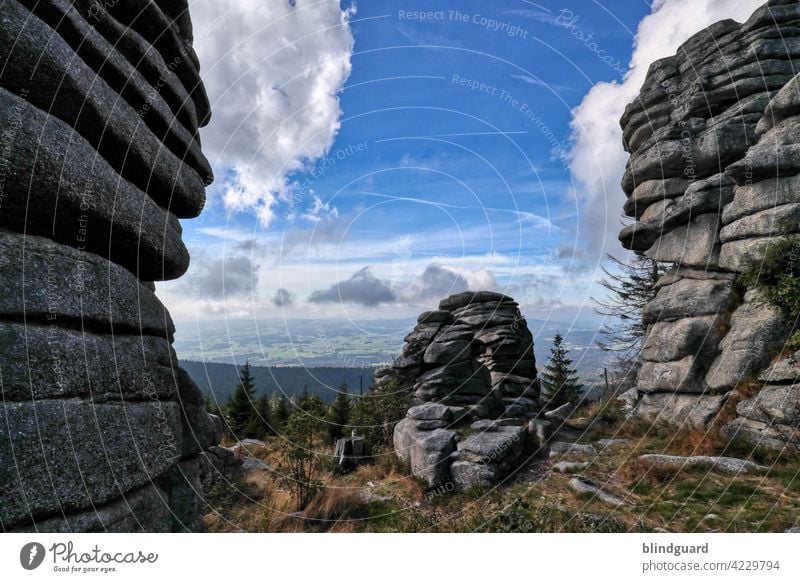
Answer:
[190, 254, 259, 299]
[400, 265, 469, 302]
[192, 0, 355, 225]
[308, 267, 397, 306]
[565, 0, 763, 258]
[461, 268, 498, 292]
[272, 288, 295, 307]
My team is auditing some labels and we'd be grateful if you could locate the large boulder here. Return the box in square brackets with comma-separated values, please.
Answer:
[393, 419, 457, 488]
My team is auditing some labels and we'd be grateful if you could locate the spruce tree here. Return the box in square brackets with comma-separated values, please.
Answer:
[299, 390, 327, 418]
[593, 254, 670, 390]
[204, 394, 224, 419]
[226, 361, 257, 437]
[271, 393, 289, 432]
[327, 384, 351, 442]
[244, 393, 273, 439]
[540, 333, 582, 409]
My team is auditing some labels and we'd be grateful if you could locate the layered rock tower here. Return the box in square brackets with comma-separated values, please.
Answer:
[0, 0, 219, 531]
[620, 0, 800, 446]
[383, 291, 540, 490]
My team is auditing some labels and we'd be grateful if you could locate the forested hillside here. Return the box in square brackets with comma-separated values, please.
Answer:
[181, 361, 375, 404]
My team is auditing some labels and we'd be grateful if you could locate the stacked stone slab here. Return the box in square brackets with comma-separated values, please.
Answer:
[0, 0, 219, 531]
[723, 352, 800, 448]
[619, 0, 800, 444]
[387, 292, 539, 490]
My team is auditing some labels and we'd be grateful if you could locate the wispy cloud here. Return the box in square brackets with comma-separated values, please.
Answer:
[503, 7, 559, 26]
[510, 74, 571, 92]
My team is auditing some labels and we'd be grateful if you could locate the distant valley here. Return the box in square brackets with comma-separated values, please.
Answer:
[176, 317, 614, 402]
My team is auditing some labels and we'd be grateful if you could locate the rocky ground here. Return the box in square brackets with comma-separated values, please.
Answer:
[202, 400, 800, 533]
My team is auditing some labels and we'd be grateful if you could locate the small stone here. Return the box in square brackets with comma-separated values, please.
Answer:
[527, 419, 553, 446]
[568, 478, 628, 507]
[544, 402, 574, 422]
[552, 461, 589, 473]
[596, 438, 630, 449]
[639, 454, 768, 475]
[241, 458, 271, 472]
[549, 441, 598, 458]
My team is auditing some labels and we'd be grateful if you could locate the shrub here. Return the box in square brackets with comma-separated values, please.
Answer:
[737, 235, 800, 349]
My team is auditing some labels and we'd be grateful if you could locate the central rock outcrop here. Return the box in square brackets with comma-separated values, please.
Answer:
[380, 292, 539, 490]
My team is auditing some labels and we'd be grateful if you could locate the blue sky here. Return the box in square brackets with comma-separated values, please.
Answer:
[159, 0, 762, 328]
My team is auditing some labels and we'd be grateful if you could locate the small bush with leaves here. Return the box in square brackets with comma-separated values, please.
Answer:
[737, 235, 800, 350]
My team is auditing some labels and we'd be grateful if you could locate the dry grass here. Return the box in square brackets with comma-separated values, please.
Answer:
[204, 441, 425, 532]
[301, 487, 370, 530]
[205, 416, 800, 533]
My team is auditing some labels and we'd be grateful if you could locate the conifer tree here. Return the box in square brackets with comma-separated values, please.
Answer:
[540, 333, 582, 409]
[271, 393, 289, 432]
[593, 254, 669, 390]
[327, 384, 351, 442]
[226, 361, 257, 437]
[244, 393, 273, 439]
[204, 394, 224, 419]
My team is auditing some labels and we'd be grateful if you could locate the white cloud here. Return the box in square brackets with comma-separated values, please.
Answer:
[398, 264, 470, 302]
[565, 0, 763, 259]
[191, 0, 355, 225]
[301, 195, 340, 223]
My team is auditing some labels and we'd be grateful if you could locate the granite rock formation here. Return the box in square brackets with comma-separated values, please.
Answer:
[383, 292, 541, 490]
[619, 0, 800, 447]
[0, 0, 219, 531]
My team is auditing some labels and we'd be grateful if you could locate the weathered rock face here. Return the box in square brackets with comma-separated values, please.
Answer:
[619, 0, 800, 445]
[386, 292, 540, 490]
[0, 1, 218, 531]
